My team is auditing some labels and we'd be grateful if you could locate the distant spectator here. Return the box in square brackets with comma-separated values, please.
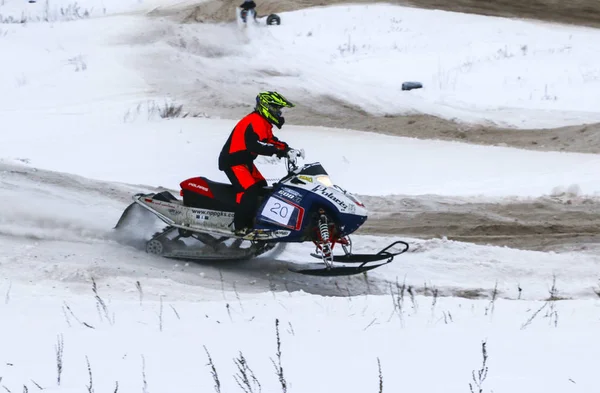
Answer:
[239, 0, 256, 11]
[239, 0, 257, 23]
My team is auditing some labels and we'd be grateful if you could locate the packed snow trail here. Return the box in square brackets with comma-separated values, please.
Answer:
[0, 161, 383, 297]
[2, 161, 599, 300]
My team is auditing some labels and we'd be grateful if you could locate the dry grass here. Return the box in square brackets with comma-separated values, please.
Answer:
[404, 0, 600, 28]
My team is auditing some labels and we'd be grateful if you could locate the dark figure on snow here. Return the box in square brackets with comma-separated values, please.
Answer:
[239, 0, 257, 22]
[239, 0, 257, 11]
[218, 91, 295, 235]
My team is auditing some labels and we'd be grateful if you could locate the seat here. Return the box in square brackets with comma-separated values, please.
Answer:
[180, 177, 238, 212]
[180, 177, 272, 213]
[204, 179, 238, 207]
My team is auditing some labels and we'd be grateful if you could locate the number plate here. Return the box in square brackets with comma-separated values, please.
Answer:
[261, 197, 295, 226]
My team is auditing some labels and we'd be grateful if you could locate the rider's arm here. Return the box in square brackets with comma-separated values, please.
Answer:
[244, 125, 281, 156]
[268, 135, 289, 151]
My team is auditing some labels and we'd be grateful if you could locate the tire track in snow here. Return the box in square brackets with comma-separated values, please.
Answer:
[0, 161, 148, 244]
[359, 193, 600, 253]
[0, 162, 383, 297]
[3, 161, 598, 299]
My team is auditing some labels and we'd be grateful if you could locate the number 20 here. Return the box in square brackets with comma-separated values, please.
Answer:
[269, 202, 289, 218]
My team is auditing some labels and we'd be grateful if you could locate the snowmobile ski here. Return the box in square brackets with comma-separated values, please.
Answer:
[296, 241, 409, 276]
[310, 240, 409, 264]
[289, 261, 392, 277]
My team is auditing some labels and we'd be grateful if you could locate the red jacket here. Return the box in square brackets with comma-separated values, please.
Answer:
[219, 112, 287, 170]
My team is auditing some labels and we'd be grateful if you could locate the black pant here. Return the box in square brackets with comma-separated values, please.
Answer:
[223, 165, 267, 230]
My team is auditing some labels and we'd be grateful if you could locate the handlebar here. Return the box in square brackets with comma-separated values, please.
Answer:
[285, 148, 305, 172]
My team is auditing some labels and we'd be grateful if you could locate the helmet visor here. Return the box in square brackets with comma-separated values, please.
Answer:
[270, 104, 283, 117]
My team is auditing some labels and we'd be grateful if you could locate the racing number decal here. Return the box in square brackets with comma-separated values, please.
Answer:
[270, 202, 289, 218]
[261, 197, 295, 226]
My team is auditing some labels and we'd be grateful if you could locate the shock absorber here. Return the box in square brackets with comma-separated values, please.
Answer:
[318, 212, 332, 264]
[318, 214, 330, 242]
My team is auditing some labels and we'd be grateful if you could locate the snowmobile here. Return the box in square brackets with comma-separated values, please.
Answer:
[114, 150, 408, 276]
[237, 7, 281, 26]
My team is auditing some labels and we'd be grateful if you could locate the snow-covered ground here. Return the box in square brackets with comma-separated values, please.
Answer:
[0, 0, 195, 21]
[1, 15, 599, 197]
[4, 1, 600, 128]
[1, 280, 599, 393]
[1, 0, 600, 392]
[128, 3, 600, 128]
[269, 5, 600, 128]
[5, 115, 600, 197]
[3, 161, 599, 301]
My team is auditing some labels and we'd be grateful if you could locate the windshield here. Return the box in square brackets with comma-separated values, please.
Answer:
[278, 162, 329, 186]
[297, 163, 328, 176]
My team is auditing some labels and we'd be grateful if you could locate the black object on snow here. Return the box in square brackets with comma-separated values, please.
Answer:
[402, 81, 423, 91]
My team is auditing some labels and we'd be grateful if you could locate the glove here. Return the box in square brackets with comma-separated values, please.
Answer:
[275, 140, 291, 157]
[289, 148, 305, 159]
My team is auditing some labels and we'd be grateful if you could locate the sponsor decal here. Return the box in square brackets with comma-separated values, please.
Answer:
[276, 187, 303, 203]
[312, 185, 349, 210]
[282, 187, 302, 197]
[188, 183, 210, 192]
[146, 198, 178, 208]
[298, 175, 313, 183]
[246, 229, 291, 240]
[273, 229, 291, 237]
[168, 208, 182, 216]
[191, 209, 233, 218]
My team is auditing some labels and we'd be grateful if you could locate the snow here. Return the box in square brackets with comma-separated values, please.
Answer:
[3, 5, 600, 198]
[4, 162, 598, 301]
[2, 1, 600, 392]
[3, 2, 600, 127]
[1, 280, 598, 393]
[264, 6, 600, 128]
[0, 0, 198, 21]
[5, 113, 600, 197]
[126, 4, 600, 129]
[1, 281, 599, 393]
[3, 83, 600, 198]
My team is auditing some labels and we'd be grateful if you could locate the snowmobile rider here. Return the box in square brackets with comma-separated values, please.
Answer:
[239, 0, 257, 22]
[218, 91, 295, 236]
[239, 0, 257, 11]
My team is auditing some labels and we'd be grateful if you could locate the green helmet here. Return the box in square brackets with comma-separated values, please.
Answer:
[255, 91, 295, 129]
